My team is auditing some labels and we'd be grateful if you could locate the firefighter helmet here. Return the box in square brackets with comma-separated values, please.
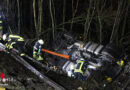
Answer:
[38, 39, 44, 45]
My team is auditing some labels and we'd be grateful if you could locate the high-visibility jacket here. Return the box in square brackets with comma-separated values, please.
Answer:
[74, 59, 85, 75]
[73, 59, 87, 81]
[33, 42, 42, 54]
[6, 34, 24, 49]
[33, 41, 43, 60]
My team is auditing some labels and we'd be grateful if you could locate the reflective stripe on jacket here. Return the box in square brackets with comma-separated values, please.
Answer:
[6, 35, 24, 49]
[8, 35, 24, 42]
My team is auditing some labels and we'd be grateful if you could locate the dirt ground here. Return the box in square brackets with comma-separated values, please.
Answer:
[0, 52, 54, 90]
[0, 52, 87, 90]
[0, 52, 130, 90]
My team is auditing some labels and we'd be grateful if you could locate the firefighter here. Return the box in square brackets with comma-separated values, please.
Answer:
[0, 11, 8, 43]
[2, 33, 25, 56]
[33, 39, 44, 61]
[73, 58, 87, 81]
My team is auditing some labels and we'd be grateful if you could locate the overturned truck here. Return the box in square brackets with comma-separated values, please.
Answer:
[54, 41, 124, 81]
[46, 32, 128, 86]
